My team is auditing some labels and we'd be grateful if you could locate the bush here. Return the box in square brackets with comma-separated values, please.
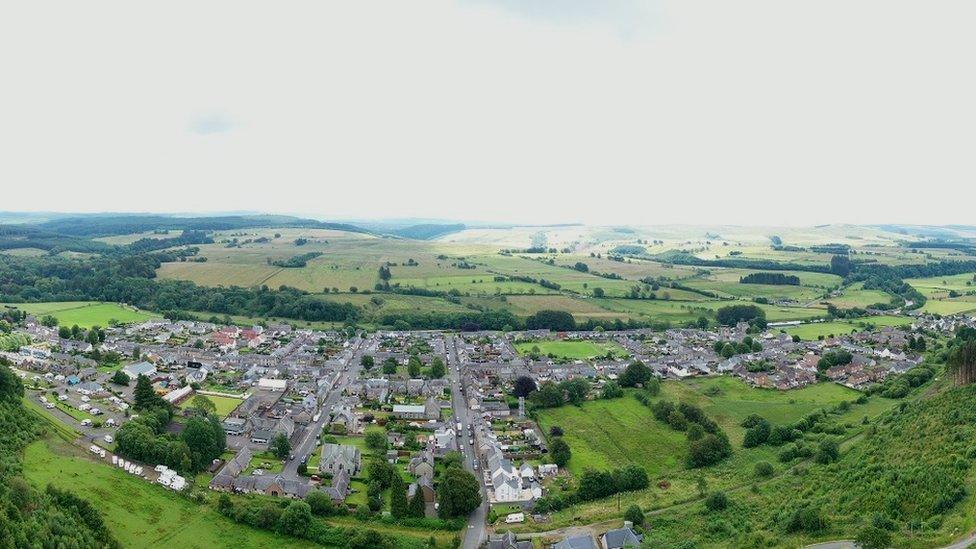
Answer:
[814, 439, 840, 464]
[855, 526, 892, 549]
[784, 505, 827, 533]
[624, 504, 644, 526]
[704, 491, 728, 511]
[687, 434, 732, 468]
[754, 461, 774, 478]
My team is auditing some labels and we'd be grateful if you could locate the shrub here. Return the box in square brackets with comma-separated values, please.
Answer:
[704, 491, 728, 511]
[754, 461, 774, 478]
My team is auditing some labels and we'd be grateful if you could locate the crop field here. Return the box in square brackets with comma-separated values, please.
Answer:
[682, 277, 826, 303]
[157, 229, 498, 293]
[551, 255, 699, 281]
[394, 274, 559, 295]
[513, 339, 626, 360]
[1, 301, 158, 328]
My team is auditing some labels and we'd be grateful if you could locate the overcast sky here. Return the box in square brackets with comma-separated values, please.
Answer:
[2, 1, 974, 226]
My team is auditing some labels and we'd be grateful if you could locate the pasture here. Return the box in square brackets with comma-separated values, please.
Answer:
[1, 301, 158, 328]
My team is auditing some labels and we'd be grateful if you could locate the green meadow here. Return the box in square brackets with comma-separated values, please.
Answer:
[1, 301, 159, 328]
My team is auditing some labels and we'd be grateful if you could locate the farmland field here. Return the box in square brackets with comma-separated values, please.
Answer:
[1, 301, 159, 328]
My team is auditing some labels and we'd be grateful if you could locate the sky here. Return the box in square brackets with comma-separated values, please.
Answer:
[2, 0, 974, 227]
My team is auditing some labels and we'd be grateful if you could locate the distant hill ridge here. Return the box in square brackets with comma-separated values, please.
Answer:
[34, 214, 371, 237]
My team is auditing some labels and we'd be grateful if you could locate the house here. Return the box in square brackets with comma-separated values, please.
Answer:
[488, 532, 533, 549]
[407, 477, 437, 514]
[123, 361, 157, 380]
[322, 468, 351, 502]
[222, 417, 247, 436]
[392, 404, 427, 420]
[319, 443, 362, 476]
[250, 429, 273, 444]
[408, 451, 435, 478]
[601, 527, 643, 549]
[258, 378, 288, 391]
[552, 534, 597, 549]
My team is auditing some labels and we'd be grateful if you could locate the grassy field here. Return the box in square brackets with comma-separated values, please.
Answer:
[821, 283, 894, 309]
[1, 301, 158, 328]
[536, 396, 687, 477]
[536, 378, 870, 478]
[529, 378, 898, 531]
[784, 315, 914, 340]
[514, 339, 626, 360]
[23, 437, 312, 549]
[180, 394, 243, 418]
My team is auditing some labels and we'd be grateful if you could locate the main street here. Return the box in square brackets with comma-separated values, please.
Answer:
[282, 335, 365, 478]
[447, 334, 488, 549]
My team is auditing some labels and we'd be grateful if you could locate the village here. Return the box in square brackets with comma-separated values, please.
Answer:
[2, 308, 969, 549]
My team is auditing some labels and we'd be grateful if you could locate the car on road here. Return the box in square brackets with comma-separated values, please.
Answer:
[472, 459, 478, 469]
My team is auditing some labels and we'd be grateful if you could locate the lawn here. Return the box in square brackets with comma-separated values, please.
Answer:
[22, 437, 312, 549]
[514, 339, 626, 360]
[1, 301, 158, 328]
[180, 394, 243, 418]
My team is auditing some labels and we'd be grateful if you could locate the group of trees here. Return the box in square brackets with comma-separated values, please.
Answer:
[270, 252, 323, 268]
[116, 376, 226, 474]
[528, 379, 589, 409]
[648, 400, 731, 467]
[577, 465, 649, 501]
[739, 272, 800, 285]
[713, 337, 763, 358]
[715, 304, 767, 330]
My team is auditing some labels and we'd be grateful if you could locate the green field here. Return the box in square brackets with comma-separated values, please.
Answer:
[22, 437, 311, 549]
[784, 315, 913, 340]
[530, 377, 898, 531]
[180, 394, 243, 418]
[535, 378, 870, 478]
[514, 339, 625, 360]
[1, 301, 158, 328]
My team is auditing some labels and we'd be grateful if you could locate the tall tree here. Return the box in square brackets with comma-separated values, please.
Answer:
[271, 433, 291, 460]
[948, 339, 976, 385]
[390, 473, 409, 518]
[409, 486, 426, 518]
[437, 468, 481, 519]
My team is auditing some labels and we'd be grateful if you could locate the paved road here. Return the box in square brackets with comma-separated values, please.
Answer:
[282, 337, 365, 478]
[447, 334, 488, 549]
[804, 532, 976, 549]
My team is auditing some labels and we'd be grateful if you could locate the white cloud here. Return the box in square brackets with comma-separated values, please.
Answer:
[1, 0, 973, 226]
